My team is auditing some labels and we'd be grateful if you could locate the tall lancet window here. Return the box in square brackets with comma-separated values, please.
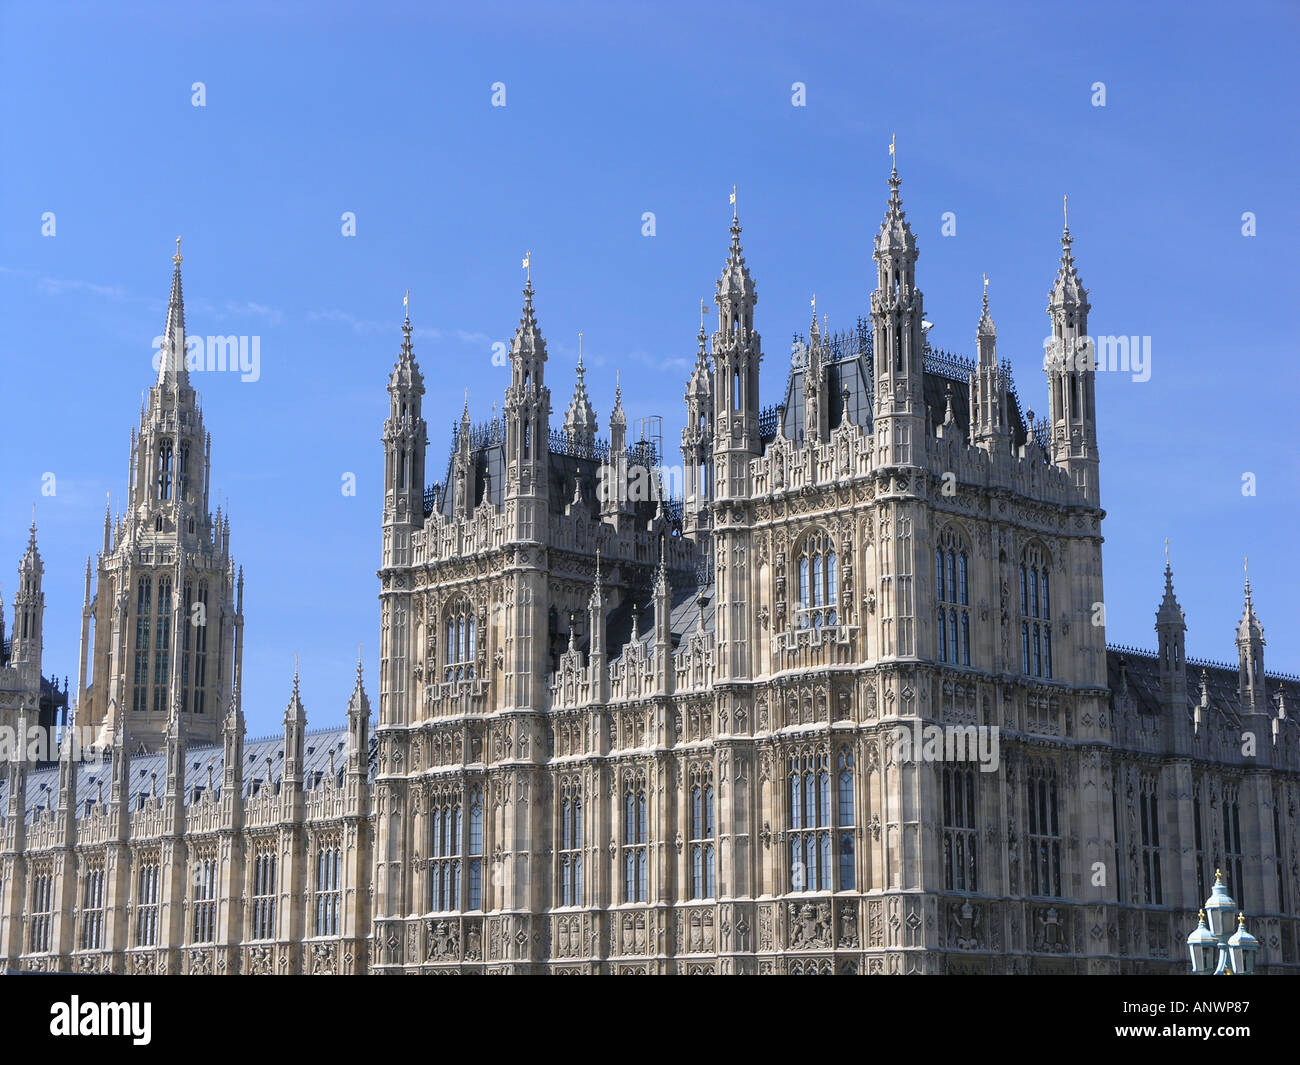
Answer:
[157, 442, 174, 501]
[444, 599, 476, 683]
[796, 531, 839, 629]
[193, 581, 209, 714]
[788, 745, 856, 892]
[936, 528, 972, 666]
[623, 772, 648, 903]
[133, 577, 153, 713]
[153, 576, 172, 713]
[1019, 544, 1053, 679]
[559, 779, 583, 906]
[690, 766, 716, 900]
[429, 790, 463, 912]
[468, 787, 484, 910]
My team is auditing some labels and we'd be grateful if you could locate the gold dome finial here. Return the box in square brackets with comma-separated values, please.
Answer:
[173, 236, 182, 264]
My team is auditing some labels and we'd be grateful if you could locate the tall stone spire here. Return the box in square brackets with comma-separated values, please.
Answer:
[1045, 196, 1099, 505]
[79, 242, 237, 752]
[803, 295, 827, 446]
[712, 188, 762, 501]
[870, 155, 926, 466]
[284, 663, 307, 785]
[346, 652, 371, 806]
[504, 270, 552, 540]
[971, 276, 1009, 449]
[8, 517, 45, 690]
[384, 292, 428, 547]
[1155, 541, 1187, 713]
[1236, 558, 1267, 711]
[158, 237, 190, 386]
[602, 373, 632, 528]
[562, 335, 598, 449]
[682, 301, 713, 542]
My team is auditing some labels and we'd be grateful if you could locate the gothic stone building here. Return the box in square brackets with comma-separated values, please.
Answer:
[370, 167, 1299, 975]
[1, 168, 1296, 975]
[0, 246, 374, 975]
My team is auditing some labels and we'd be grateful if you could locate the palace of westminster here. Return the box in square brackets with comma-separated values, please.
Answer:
[0, 166, 1295, 975]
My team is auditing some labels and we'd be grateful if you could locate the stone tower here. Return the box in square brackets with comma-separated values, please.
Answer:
[871, 162, 926, 469]
[1045, 206, 1100, 506]
[78, 242, 242, 751]
[712, 203, 761, 683]
[681, 314, 713, 544]
[6, 522, 45, 707]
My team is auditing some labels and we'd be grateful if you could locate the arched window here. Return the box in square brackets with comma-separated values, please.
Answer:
[788, 745, 855, 892]
[623, 772, 648, 902]
[943, 766, 979, 892]
[560, 780, 583, 906]
[468, 787, 484, 910]
[444, 599, 476, 683]
[936, 528, 971, 666]
[1026, 762, 1062, 897]
[429, 790, 463, 912]
[1019, 544, 1053, 678]
[153, 576, 172, 712]
[133, 577, 152, 714]
[313, 841, 342, 936]
[690, 767, 716, 899]
[157, 442, 173, 501]
[837, 748, 856, 890]
[796, 531, 839, 629]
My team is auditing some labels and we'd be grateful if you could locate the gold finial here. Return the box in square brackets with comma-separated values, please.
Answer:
[729, 183, 738, 218]
[889, 133, 896, 170]
[173, 236, 182, 265]
[699, 298, 708, 331]
[522, 251, 531, 283]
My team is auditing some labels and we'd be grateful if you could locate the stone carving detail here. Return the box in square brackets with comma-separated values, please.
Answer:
[837, 903, 859, 949]
[787, 902, 831, 949]
[950, 899, 982, 950]
[427, 919, 460, 962]
[1033, 906, 1069, 954]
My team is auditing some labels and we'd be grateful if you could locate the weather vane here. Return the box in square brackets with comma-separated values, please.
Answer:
[522, 250, 531, 283]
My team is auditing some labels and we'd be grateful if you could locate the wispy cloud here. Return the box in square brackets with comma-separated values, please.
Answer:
[306, 309, 489, 347]
[0, 265, 132, 301]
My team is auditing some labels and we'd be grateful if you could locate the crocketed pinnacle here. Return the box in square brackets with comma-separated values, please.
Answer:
[158, 237, 190, 387]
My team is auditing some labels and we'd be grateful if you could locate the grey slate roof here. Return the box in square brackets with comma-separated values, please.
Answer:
[0, 726, 376, 825]
[1106, 645, 1299, 732]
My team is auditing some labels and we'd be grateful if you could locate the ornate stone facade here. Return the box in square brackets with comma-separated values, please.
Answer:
[1, 170, 1296, 976]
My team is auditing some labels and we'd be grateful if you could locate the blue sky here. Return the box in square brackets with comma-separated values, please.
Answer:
[1, 0, 1296, 736]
